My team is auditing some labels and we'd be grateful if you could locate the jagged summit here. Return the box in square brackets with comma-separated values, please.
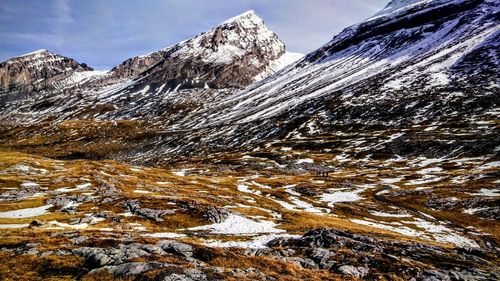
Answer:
[3, 49, 55, 63]
[108, 10, 288, 89]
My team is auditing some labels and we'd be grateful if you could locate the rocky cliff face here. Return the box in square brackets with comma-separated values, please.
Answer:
[0, 49, 93, 94]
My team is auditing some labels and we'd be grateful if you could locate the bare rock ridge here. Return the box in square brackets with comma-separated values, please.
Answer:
[0, 49, 93, 95]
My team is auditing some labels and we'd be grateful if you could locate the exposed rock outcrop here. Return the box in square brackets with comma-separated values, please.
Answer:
[266, 228, 499, 280]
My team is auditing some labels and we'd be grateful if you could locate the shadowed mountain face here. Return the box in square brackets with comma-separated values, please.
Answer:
[0, 2, 499, 280]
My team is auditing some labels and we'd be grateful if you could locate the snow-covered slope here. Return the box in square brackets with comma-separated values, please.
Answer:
[120, 0, 497, 160]
[254, 52, 304, 81]
[182, 0, 497, 127]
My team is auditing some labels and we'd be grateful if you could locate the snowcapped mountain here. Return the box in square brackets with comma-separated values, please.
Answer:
[139, 0, 496, 157]
[146, 0, 496, 161]
[192, 0, 497, 126]
[0, 49, 94, 95]
[0, 11, 303, 124]
[0, 1, 498, 162]
[94, 10, 298, 90]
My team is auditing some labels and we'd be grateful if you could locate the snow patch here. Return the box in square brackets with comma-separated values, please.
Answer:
[189, 214, 285, 235]
[0, 204, 53, 218]
[320, 190, 363, 207]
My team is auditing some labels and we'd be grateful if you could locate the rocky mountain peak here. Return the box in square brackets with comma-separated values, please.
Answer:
[15, 49, 50, 58]
[109, 10, 287, 89]
[0, 49, 93, 94]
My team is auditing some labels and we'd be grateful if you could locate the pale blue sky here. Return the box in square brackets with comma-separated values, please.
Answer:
[0, 0, 389, 69]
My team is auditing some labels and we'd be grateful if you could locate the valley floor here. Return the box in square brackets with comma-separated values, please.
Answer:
[0, 140, 498, 280]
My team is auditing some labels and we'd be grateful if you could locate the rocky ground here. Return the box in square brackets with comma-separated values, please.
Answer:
[0, 1, 498, 280]
[0, 138, 498, 280]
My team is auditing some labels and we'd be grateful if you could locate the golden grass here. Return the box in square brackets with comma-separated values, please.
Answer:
[0, 148, 498, 251]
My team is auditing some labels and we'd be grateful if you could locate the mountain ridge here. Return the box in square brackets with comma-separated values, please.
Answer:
[0, 10, 301, 98]
[0, 0, 497, 161]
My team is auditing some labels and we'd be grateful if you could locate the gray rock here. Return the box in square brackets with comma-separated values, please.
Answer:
[338, 265, 369, 278]
[25, 248, 39, 256]
[74, 244, 152, 267]
[101, 197, 114, 204]
[123, 200, 175, 222]
[40, 251, 54, 257]
[204, 205, 230, 223]
[162, 269, 208, 281]
[105, 262, 166, 277]
[159, 240, 194, 258]
[89, 252, 113, 267]
[29, 220, 45, 228]
[54, 249, 72, 256]
[179, 201, 231, 223]
[422, 269, 451, 281]
[284, 257, 318, 269]
[0, 185, 41, 201]
[70, 236, 88, 245]
[310, 248, 333, 264]
[139, 244, 165, 255]
[47, 195, 93, 213]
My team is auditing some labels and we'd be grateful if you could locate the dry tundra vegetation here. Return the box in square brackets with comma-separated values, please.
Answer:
[0, 119, 498, 280]
[0, 0, 499, 279]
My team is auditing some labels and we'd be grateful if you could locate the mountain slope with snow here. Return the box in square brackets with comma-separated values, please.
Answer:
[94, 0, 497, 161]
[0, 1, 498, 162]
[0, 11, 303, 125]
[188, 0, 496, 127]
